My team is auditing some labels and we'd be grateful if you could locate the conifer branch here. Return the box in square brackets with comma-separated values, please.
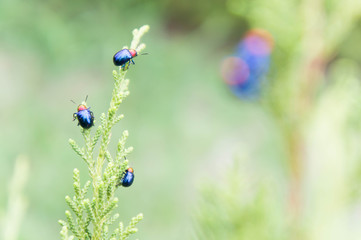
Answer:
[60, 25, 148, 240]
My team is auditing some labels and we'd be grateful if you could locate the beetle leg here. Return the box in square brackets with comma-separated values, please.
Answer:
[131, 59, 135, 65]
[73, 113, 77, 121]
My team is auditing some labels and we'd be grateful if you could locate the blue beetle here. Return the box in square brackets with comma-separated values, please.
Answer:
[73, 99, 94, 129]
[113, 49, 138, 69]
[119, 167, 135, 187]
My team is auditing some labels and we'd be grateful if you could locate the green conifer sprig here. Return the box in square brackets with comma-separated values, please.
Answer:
[60, 25, 149, 240]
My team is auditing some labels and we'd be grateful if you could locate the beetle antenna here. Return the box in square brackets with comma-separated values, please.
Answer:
[70, 100, 76, 105]
[141, 52, 149, 55]
[85, 95, 88, 102]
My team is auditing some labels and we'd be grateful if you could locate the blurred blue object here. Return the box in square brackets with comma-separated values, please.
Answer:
[221, 29, 273, 99]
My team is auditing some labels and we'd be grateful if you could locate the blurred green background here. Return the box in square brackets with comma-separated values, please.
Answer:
[2, 0, 361, 239]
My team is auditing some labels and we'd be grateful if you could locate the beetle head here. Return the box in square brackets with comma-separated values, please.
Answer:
[78, 104, 87, 111]
[129, 49, 137, 57]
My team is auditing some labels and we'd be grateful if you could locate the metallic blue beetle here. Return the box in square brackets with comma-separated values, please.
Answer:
[113, 49, 138, 69]
[73, 101, 94, 129]
[119, 167, 135, 187]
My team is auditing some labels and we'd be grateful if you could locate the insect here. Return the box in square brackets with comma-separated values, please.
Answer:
[113, 49, 148, 69]
[113, 49, 138, 69]
[72, 96, 94, 129]
[118, 167, 135, 187]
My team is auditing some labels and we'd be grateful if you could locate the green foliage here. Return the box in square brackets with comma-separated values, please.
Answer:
[194, 0, 361, 239]
[59, 25, 149, 240]
[194, 160, 287, 240]
[2, 156, 29, 240]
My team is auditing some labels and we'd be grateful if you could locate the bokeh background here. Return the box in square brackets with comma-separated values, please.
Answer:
[2, 0, 361, 239]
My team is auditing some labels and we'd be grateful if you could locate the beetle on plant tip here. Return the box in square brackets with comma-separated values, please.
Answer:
[113, 49, 138, 69]
[113, 49, 148, 69]
[72, 96, 94, 129]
